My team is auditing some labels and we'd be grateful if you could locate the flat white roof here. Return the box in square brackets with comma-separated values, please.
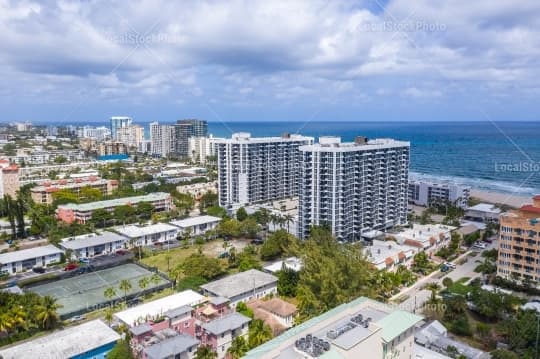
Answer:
[300, 138, 410, 152]
[214, 133, 314, 144]
[60, 232, 126, 250]
[200, 269, 278, 299]
[115, 223, 178, 238]
[0, 245, 63, 264]
[395, 224, 456, 244]
[170, 215, 222, 228]
[364, 241, 414, 265]
[114, 290, 205, 326]
[264, 257, 303, 273]
[467, 203, 502, 214]
[0, 320, 120, 359]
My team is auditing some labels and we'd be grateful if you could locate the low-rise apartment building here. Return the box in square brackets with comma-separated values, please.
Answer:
[200, 269, 278, 308]
[0, 245, 63, 274]
[56, 192, 173, 224]
[498, 195, 540, 282]
[244, 296, 423, 359]
[393, 224, 456, 255]
[364, 240, 416, 270]
[408, 179, 470, 209]
[200, 312, 251, 359]
[31, 176, 118, 204]
[177, 181, 218, 200]
[116, 223, 179, 246]
[170, 215, 222, 237]
[465, 203, 502, 223]
[59, 232, 126, 259]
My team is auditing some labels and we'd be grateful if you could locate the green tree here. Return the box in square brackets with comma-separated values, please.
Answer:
[114, 205, 137, 224]
[79, 186, 103, 202]
[179, 253, 225, 280]
[136, 202, 155, 219]
[248, 319, 273, 349]
[119, 279, 132, 303]
[296, 226, 375, 318]
[490, 349, 520, 359]
[138, 277, 150, 296]
[205, 206, 227, 218]
[52, 189, 79, 207]
[35, 296, 61, 330]
[236, 207, 248, 221]
[236, 302, 254, 319]
[426, 282, 441, 304]
[195, 345, 217, 359]
[104, 307, 114, 326]
[199, 192, 218, 210]
[277, 267, 300, 297]
[104, 287, 117, 306]
[227, 336, 248, 358]
[91, 208, 112, 227]
[107, 339, 134, 359]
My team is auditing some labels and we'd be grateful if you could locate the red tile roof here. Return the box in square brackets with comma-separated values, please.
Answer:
[521, 205, 540, 214]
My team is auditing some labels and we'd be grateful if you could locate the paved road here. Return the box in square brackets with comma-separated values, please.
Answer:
[392, 240, 497, 313]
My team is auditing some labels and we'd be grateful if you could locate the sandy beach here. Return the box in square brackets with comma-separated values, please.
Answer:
[470, 189, 534, 209]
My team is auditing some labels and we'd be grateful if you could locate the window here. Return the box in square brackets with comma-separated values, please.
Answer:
[184, 322, 190, 328]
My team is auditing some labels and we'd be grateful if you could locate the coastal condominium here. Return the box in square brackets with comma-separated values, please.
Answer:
[498, 195, 540, 282]
[109, 116, 132, 140]
[215, 132, 314, 208]
[408, 179, 471, 209]
[174, 119, 208, 158]
[150, 121, 175, 158]
[298, 136, 410, 241]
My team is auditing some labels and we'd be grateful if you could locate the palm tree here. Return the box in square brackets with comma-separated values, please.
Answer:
[119, 279, 132, 304]
[104, 307, 114, 327]
[248, 319, 273, 349]
[138, 277, 150, 297]
[0, 313, 14, 334]
[426, 282, 441, 304]
[104, 287, 117, 307]
[282, 214, 294, 233]
[35, 296, 61, 330]
[227, 336, 248, 358]
[195, 345, 217, 359]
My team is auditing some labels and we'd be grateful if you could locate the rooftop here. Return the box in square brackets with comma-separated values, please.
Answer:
[144, 334, 199, 359]
[202, 312, 251, 335]
[244, 297, 422, 359]
[299, 137, 410, 153]
[364, 240, 414, 265]
[467, 203, 502, 214]
[169, 215, 222, 228]
[264, 257, 303, 273]
[0, 244, 63, 264]
[200, 269, 278, 299]
[115, 223, 178, 238]
[215, 132, 314, 144]
[164, 305, 193, 319]
[59, 231, 126, 250]
[250, 298, 297, 317]
[57, 192, 170, 212]
[0, 320, 120, 359]
[114, 290, 205, 326]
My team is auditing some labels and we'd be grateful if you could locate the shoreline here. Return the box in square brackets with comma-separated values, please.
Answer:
[469, 189, 533, 209]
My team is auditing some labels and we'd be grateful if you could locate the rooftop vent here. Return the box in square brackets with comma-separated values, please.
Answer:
[327, 322, 357, 339]
[354, 136, 368, 145]
[295, 334, 331, 357]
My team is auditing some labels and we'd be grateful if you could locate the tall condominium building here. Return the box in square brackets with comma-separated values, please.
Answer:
[174, 119, 208, 158]
[0, 161, 20, 198]
[215, 132, 314, 208]
[408, 179, 470, 209]
[116, 124, 144, 149]
[150, 122, 175, 158]
[110, 116, 132, 140]
[498, 195, 540, 282]
[298, 136, 410, 241]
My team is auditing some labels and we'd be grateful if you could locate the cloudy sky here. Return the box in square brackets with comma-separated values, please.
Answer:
[1, 0, 539, 123]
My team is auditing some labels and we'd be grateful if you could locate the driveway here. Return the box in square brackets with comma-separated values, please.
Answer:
[391, 240, 497, 313]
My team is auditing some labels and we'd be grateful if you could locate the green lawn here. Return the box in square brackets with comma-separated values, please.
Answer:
[446, 277, 472, 296]
[141, 240, 227, 274]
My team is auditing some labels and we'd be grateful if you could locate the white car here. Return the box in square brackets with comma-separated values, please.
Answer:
[444, 262, 457, 269]
[473, 242, 487, 249]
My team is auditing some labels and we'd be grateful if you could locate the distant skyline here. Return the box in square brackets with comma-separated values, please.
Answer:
[1, 1, 539, 123]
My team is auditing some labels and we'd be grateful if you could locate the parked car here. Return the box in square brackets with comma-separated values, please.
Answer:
[79, 257, 90, 263]
[68, 315, 85, 323]
[473, 242, 487, 249]
[218, 251, 230, 259]
[32, 266, 45, 273]
[444, 262, 457, 269]
[64, 263, 79, 271]
[116, 250, 127, 255]
[250, 238, 264, 245]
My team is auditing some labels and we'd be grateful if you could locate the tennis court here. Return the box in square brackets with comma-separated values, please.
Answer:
[29, 263, 169, 317]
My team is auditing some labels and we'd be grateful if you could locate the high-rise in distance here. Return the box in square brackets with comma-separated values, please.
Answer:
[109, 116, 132, 140]
[297, 136, 410, 241]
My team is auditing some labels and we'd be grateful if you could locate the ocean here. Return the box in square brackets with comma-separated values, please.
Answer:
[86, 120, 540, 196]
